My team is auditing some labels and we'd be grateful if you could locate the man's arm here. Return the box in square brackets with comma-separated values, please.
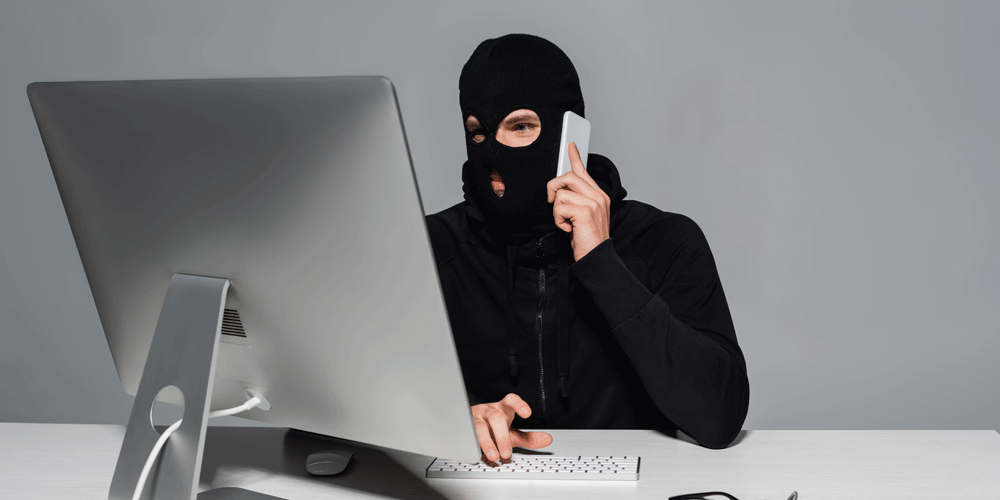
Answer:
[570, 221, 749, 449]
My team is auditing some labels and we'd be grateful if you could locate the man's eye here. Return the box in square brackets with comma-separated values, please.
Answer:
[512, 123, 534, 132]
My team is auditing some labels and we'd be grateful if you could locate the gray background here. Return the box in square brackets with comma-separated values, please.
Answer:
[1, 1, 997, 431]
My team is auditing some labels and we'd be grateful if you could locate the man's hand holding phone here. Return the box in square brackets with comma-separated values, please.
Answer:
[471, 393, 553, 462]
[547, 142, 611, 262]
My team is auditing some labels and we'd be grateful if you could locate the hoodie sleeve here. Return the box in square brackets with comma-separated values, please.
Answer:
[569, 216, 749, 449]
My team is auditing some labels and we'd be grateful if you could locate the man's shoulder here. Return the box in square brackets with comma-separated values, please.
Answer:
[425, 201, 467, 231]
[614, 200, 707, 250]
[424, 202, 474, 267]
[613, 199, 718, 289]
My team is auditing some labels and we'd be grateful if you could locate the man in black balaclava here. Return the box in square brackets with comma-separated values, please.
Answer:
[426, 34, 750, 461]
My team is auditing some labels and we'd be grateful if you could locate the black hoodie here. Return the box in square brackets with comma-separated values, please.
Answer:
[425, 153, 750, 449]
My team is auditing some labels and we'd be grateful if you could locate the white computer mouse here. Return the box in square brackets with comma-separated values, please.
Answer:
[305, 450, 354, 476]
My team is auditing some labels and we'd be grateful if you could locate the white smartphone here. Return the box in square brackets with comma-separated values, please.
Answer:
[555, 111, 591, 177]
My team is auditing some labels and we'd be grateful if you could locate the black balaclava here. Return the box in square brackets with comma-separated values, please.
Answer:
[460, 33, 585, 234]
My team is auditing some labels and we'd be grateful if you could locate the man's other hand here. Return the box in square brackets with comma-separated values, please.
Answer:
[547, 142, 611, 262]
[471, 393, 553, 461]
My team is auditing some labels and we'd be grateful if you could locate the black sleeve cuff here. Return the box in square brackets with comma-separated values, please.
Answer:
[466, 392, 487, 406]
[569, 238, 654, 329]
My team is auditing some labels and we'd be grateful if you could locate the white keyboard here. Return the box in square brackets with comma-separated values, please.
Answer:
[426, 455, 640, 480]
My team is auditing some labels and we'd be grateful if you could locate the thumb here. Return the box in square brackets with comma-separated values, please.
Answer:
[510, 429, 553, 450]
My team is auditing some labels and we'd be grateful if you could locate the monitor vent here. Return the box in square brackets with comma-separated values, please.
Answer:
[221, 309, 247, 337]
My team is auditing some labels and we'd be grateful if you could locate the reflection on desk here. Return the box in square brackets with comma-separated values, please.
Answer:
[1, 423, 998, 499]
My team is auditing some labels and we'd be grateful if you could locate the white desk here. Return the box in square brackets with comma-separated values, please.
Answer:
[1, 423, 998, 499]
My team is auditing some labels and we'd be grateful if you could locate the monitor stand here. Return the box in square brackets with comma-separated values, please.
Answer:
[107, 273, 286, 500]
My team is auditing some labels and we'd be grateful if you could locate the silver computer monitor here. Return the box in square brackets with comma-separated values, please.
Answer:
[26, 77, 480, 467]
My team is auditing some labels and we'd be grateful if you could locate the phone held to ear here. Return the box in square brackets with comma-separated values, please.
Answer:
[555, 111, 591, 178]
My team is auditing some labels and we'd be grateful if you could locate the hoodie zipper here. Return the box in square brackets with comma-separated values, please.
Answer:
[535, 238, 547, 421]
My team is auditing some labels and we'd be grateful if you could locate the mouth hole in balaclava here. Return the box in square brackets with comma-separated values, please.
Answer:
[489, 167, 505, 197]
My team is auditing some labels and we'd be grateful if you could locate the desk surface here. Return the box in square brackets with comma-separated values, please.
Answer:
[1, 423, 998, 499]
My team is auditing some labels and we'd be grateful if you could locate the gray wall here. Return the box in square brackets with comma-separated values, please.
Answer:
[1, 0, 997, 431]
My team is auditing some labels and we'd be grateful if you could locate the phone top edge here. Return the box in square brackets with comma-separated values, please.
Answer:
[557, 111, 572, 177]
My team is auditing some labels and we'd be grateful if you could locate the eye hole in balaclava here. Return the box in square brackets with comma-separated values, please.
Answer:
[459, 33, 584, 233]
[466, 109, 542, 148]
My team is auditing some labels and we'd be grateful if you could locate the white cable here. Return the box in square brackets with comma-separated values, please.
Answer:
[131, 419, 182, 500]
[207, 396, 262, 418]
[131, 395, 263, 500]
